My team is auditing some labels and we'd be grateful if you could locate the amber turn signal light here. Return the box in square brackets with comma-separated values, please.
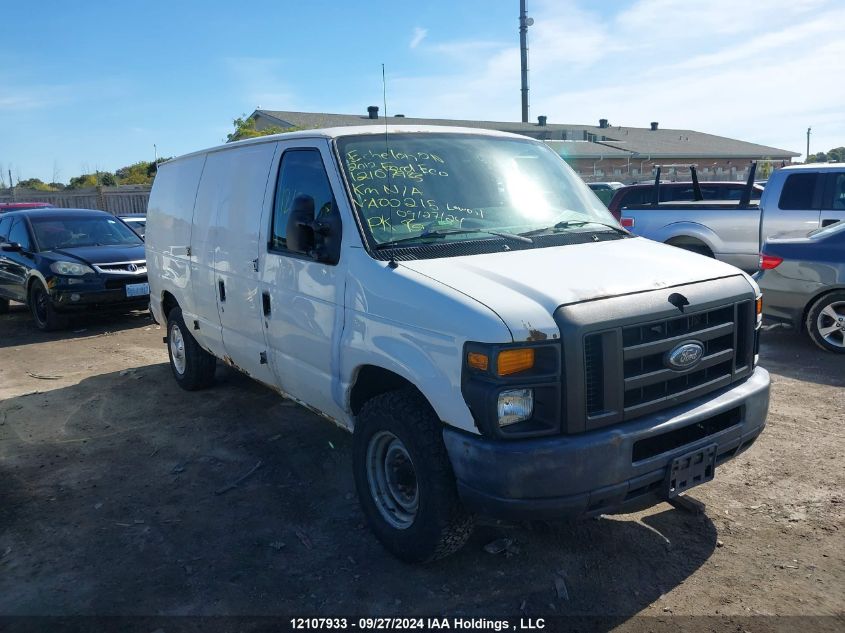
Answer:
[497, 348, 535, 376]
[756, 296, 763, 316]
[467, 352, 489, 371]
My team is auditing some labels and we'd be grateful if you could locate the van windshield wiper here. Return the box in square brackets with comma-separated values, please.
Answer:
[519, 220, 629, 237]
[374, 227, 533, 249]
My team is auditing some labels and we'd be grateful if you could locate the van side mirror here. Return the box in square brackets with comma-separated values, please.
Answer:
[1, 242, 22, 252]
[285, 195, 342, 265]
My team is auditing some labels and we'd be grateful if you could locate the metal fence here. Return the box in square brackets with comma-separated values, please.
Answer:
[0, 185, 150, 215]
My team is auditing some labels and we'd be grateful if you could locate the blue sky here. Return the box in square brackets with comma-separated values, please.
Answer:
[1, 0, 842, 183]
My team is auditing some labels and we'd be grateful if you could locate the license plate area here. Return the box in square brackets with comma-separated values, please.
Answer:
[125, 282, 150, 297]
[665, 444, 717, 498]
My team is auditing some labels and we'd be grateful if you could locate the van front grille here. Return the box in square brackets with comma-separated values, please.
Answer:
[621, 305, 736, 415]
[584, 334, 604, 416]
[579, 299, 755, 427]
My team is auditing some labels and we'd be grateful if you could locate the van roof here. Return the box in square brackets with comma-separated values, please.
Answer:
[163, 125, 535, 166]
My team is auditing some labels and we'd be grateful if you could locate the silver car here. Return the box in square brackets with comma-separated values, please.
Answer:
[755, 221, 845, 353]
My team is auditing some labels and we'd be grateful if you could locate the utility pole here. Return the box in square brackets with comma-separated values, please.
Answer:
[519, 0, 533, 123]
[806, 127, 811, 162]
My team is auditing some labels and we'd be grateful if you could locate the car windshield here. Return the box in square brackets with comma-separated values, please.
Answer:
[336, 133, 615, 246]
[30, 215, 143, 250]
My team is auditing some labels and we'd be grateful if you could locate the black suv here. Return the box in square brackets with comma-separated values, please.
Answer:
[0, 208, 148, 330]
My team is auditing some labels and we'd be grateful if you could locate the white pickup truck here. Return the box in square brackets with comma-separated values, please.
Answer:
[620, 164, 845, 272]
[146, 126, 770, 562]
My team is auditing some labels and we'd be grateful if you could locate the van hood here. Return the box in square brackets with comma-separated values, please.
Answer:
[399, 236, 751, 341]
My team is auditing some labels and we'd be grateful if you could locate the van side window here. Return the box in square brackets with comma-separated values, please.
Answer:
[270, 149, 335, 251]
[779, 173, 817, 210]
[8, 218, 32, 250]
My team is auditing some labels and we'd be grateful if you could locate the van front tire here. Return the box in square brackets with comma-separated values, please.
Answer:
[167, 307, 217, 390]
[353, 388, 474, 563]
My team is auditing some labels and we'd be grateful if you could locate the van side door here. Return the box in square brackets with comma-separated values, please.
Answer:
[200, 142, 279, 384]
[761, 171, 822, 241]
[258, 140, 348, 423]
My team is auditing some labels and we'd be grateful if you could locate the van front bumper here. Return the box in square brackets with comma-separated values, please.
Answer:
[443, 366, 770, 520]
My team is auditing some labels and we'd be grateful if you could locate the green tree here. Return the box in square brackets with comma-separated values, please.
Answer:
[67, 173, 99, 189]
[113, 157, 171, 184]
[806, 146, 845, 163]
[226, 114, 295, 142]
[756, 159, 773, 179]
[115, 161, 154, 184]
[17, 178, 59, 191]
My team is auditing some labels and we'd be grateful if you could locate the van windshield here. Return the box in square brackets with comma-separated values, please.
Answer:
[336, 133, 616, 246]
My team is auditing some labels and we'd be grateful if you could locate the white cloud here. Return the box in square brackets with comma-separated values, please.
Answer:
[224, 57, 299, 111]
[386, 0, 844, 159]
[410, 27, 428, 49]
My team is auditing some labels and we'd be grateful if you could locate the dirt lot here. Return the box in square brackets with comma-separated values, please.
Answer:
[0, 302, 842, 628]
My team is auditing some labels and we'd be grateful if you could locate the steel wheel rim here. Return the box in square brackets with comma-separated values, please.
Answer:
[816, 301, 845, 348]
[169, 323, 187, 374]
[33, 287, 48, 325]
[366, 431, 418, 529]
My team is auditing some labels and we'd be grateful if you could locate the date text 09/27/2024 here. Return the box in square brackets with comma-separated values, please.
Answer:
[290, 618, 547, 630]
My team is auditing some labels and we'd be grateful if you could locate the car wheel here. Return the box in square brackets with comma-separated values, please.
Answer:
[29, 280, 68, 331]
[806, 291, 845, 354]
[352, 388, 474, 562]
[166, 307, 217, 389]
[0, 297, 9, 314]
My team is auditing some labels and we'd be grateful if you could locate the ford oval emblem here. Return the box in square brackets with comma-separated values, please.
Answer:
[666, 341, 705, 370]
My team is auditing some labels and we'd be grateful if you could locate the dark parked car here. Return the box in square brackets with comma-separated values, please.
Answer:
[0, 202, 52, 213]
[586, 181, 624, 206]
[0, 208, 148, 330]
[755, 220, 845, 353]
[607, 181, 764, 218]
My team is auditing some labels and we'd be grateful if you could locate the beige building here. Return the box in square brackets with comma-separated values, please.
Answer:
[252, 109, 799, 183]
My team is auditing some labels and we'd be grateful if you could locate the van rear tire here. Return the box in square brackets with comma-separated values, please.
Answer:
[166, 307, 217, 390]
[352, 388, 474, 563]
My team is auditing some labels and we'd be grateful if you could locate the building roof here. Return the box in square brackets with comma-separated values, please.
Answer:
[253, 109, 800, 160]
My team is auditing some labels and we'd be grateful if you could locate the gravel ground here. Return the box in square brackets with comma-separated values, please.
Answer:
[0, 302, 842, 629]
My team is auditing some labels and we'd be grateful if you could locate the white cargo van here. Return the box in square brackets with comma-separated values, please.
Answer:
[146, 126, 770, 562]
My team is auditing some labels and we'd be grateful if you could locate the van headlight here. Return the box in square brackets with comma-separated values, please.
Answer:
[50, 261, 95, 276]
[497, 389, 534, 427]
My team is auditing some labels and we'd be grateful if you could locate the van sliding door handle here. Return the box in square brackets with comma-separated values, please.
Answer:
[218, 280, 226, 302]
[262, 291, 271, 316]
